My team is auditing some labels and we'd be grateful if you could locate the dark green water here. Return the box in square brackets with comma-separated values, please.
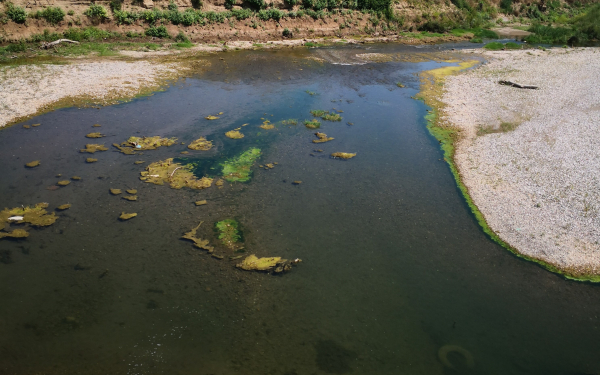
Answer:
[1, 44, 599, 375]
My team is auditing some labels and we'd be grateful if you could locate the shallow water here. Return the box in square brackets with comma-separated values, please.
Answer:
[1, 43, 599, 375]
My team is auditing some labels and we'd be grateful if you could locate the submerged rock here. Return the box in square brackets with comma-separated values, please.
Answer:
[181, 221, 214, 252]
[225, 130, 244, 139]
[25, 160, 40, 168]
[80, 144, 108, 153]
[331, 152, 356, 160]
[140, 158, 213, 190]
[188, 137, 213, 151]
[221, 148, 261, 182]
[119, 212, 137, 220]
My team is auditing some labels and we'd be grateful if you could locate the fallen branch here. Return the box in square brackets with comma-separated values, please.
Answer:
[498, 80, 538, 90]
[40, 39, 80, 49]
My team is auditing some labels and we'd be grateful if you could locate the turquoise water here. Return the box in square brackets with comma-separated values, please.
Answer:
[0, 44, 599, 375]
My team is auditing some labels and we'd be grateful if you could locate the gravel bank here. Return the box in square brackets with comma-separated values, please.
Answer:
[0, 60, 181, 128]
[441, 48, 600, 278]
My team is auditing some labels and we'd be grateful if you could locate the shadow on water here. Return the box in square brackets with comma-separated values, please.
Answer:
[0, 43, 600, 375]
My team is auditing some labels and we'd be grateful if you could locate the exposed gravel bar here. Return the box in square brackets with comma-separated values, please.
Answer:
[0, 60, 180, 128]
[441, 47, 600, 278]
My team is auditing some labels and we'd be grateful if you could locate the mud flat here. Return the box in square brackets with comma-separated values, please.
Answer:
[440, 47, 600, 280]
[0, 60, 181, 127]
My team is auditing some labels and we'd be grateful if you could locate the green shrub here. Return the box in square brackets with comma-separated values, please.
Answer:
[7, 3, 27, 23]
[282, 27, 293, 37]
[63, 26, 115, 41]
[258, 8, 283, 20]
[573, 3, 600, 40]
[84, 4, 108, 20]
[499, 0, 512, 14]
[34, 7, 65, 24]
[67, 9, 75, 15]
[145, 25, 170, 38]
[470, 37, 482, 43]
[204, 11, 227, 23]
[524, 23, 574, 44]
[504, 42, 521, 49]
[483, 41, 504, 50]
[473, 28, 498, 39]
[191, 0, 203, 9]
[110, 0, 122, 11]
[168, 1, 178, 10]
[113, 10, 138, 24]
[225, 0, 236, 9]
[418, 21, 447, 33]
[5, 41, 27, 53]
[174, 31, 189, 42]
[230, 8, 252, 19]
[284, 0, 298, 6]
[245, 0, 265, 9]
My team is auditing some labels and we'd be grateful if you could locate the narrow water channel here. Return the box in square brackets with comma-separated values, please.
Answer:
[0, 43, 599, 375]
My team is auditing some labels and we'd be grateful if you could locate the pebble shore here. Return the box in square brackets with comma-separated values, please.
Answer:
[441, 48, 600, 278]
[0, 60, 180, 128]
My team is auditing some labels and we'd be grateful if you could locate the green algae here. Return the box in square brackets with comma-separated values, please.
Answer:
[86, 158, 98, 163]
[331, 152, 356, 159]
[86, 132, 105, 138]
[221, 148, 261, 183]
[310, 110, 342, 122]
[25, 160, 40, 168]
[57, 180, 70, 186]
[215, 219, 242, 249]
[56, 204, 71, 210]
[119, 212, 137, 220]
[124, 136, 178, 151]
[417, 59, 600, 283]
[236, 254, 283, 271]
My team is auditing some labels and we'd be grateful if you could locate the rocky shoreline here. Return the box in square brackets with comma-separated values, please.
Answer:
[440, 48, 600, 280]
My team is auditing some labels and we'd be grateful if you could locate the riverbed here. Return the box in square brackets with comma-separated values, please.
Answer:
[1, 43, 600, 375]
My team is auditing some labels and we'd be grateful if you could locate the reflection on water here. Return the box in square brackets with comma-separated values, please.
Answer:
[0, 44, 599, 375]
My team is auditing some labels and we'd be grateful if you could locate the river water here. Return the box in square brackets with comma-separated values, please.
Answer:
[0, 43, 599, 375]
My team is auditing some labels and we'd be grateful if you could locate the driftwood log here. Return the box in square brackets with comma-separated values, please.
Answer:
[498, 80, 539, 89]
[40, 39, 80, 49]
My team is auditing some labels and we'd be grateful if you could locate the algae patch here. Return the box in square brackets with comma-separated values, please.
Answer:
[313, 132, 334, 143]
[221, 148, 261, 183]
[0, 229, 30, 239]
[122, 195, 138, 201]
[304, 119, 321, 129]
[236, 255, 300, 273]
[188, 137, 213, 151]
[311, 110, 342, 122]
[25, 160, 41, 168]
[86, 132, 105, 138]
[0, 202, 58, 229]
[126, 189, 137, 194]
[57, 180, 70, 186]
[119, 212, 137, 220]
[215, 219, 242, 249]
[225, 130, 244, 139]
[80, 144, 108, 153]
[259, 120, 275, 130]
[195, 200, 207, 206]
[56, 204, 71, 210]
[331, 152, 356, 159]
[182, 221, 214, 252]
[140, 158, 213, 190]
[119, 136, 178, 152]
[110, 188, 122, 195]
[86, 158, 98, 163]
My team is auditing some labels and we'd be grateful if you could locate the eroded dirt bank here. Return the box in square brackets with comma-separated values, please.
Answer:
[440, 47, 600, 280]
